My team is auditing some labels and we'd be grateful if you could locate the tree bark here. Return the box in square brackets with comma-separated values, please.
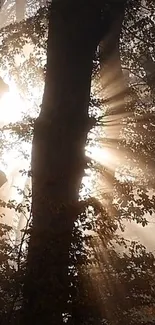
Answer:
[22, 2, 101, 324]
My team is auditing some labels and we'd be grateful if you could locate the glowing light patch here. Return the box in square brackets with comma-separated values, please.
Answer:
[87, 145, 118, 172]
[0, 79, 27, 124]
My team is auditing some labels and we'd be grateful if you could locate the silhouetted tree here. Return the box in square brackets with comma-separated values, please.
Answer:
[0, 1, 155, 325]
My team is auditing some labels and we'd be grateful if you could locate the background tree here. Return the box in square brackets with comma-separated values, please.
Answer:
[15, 0, 26, 22]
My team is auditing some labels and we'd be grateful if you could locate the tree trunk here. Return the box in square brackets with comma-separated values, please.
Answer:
[22, 2, 101, 324]
[16, 0, 26, 22]
[0, 0, 5, 10]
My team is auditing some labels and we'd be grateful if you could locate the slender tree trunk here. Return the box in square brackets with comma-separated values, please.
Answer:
[22, 2, 101, 324]
[0, 0, 5, 10]
[16, 0, 26, 22]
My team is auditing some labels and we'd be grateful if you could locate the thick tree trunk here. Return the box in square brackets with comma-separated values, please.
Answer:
[22, 2, 101, 325]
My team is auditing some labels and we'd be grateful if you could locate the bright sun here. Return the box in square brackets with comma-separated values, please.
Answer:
[0, 77, 114, 169]
[0, 79, 27, 124]
[0, 77, 31, 177]
[0, 75, 117, 196]
[87, 145, 117, 172]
